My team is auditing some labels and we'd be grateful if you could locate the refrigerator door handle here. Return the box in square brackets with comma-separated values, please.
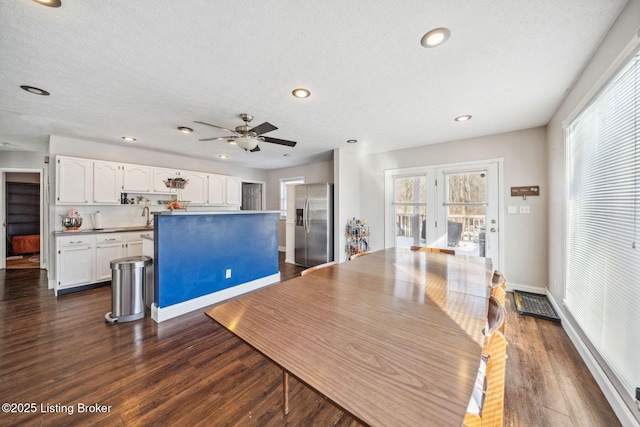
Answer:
[304, 197, 311, 234]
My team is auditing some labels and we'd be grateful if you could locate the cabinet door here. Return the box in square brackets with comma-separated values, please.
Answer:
[58, 241, 93, 288]
[152, 168, 176, 193]
[57, 157, 93, 204]
[181, 171, 208, 204]
[123, 165, 152, 192]
[93, 161, 123, 204]
[125, 232, 147, 257]
[225, 176, 242, 205]
[126, 240, 143, 257]
[95, 237, 125, 281]
[208, 174, 225, 205]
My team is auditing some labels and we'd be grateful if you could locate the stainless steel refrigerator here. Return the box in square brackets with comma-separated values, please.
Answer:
[294, 183, 334, 267]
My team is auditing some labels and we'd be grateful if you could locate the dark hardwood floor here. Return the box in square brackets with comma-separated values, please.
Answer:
[0, 255, 620, 426]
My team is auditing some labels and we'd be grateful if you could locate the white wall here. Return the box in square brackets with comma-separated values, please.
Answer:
[334, 148, 362, 262]
[360, 127, 548, 290]
[0, 151, 47, 168]
[547, 0, 640, 302]
[265, 160, 334, 250]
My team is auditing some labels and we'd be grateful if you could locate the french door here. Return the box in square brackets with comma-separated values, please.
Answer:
[385, 160, 502, 269]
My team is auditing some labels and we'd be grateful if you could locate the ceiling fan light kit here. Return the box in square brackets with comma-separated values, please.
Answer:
[235, 137, 258, 151]
[195, 113, 297, 153]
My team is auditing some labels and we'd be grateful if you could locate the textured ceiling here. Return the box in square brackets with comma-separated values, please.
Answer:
[0, 1, 627, 169]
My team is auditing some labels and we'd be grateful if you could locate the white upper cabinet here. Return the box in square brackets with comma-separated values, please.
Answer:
[207, 174, 241, 205]
[180, 171, 208, 204]
[208, 174, 225, 205]
[57, 156, 93, 204]
[123, 164, 152, 192]
[152, 168, 177, 193]
[225, 176, 241, 206]
[55, 155, 243, 206]
[93, 161, 123, 204]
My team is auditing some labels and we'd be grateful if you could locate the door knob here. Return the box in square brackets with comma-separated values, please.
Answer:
[490, 227, 497, 232]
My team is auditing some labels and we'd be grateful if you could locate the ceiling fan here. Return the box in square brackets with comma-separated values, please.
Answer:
[195, 113, 297, 152]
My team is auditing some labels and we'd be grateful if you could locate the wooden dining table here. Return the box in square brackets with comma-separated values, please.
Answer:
[205, 248, 492, 426]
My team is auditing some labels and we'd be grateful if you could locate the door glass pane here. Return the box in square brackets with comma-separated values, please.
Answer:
[394, 175, 426, 248]
[445, 171, 486, 256]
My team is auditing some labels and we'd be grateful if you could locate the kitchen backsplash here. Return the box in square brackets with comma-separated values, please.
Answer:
[53, 203, 239, 232]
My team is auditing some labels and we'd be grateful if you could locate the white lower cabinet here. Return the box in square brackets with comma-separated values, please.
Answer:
[56, 231, 153, 294]
[95, 236, 126, 281]
[125, 231, 152, 257]
[56, 236, 94, 290]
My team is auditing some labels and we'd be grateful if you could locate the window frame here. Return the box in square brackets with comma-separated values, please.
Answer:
[279, 176, 305, 218]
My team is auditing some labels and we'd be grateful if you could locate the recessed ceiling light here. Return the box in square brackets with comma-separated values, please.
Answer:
[420, 28, 451, 48]
[218, 154, 230, 159]
[454, 115, 472, 122]
[32, 0, 62, 7]
[177, 126, 193, 134]
[20, 85, 50, 96]
[292, 88, 311, 98]
[121, 136, 137, 142]
[346, 139, 358, 144]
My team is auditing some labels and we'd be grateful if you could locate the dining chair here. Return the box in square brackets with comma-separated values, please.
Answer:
[484, 296, 505, 342]
[300, 261, 338, 276]
[464, 330, 508, 427]
[492, 270, 507, 290]
[410, 246, 456, 255]
[349, 251, 371, 260]
[490, 284, 506, 309]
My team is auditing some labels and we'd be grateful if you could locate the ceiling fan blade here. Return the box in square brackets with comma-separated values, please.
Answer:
[263, 136, 297, 147]
[194, 121, 237, 134]
[199, 136, 238, 142]
[250, 122, 278, 135]
[250, 145, 261, 152]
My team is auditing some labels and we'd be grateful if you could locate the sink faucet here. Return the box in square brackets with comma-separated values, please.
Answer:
[142, 206, 152, 227]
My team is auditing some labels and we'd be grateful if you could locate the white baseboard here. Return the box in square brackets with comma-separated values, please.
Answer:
[285, 257, 295, 265]
[506, 282, 546, 294]
[278, 246, 285, 252]
[48, 279, 56, 290]
[151, 272, 281, 323]
[546, 292, 639, 427]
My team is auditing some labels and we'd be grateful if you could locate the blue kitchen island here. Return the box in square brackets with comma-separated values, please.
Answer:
[148, 210, 280, 322]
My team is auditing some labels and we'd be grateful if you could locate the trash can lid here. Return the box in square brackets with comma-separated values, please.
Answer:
[110, 255, 152, 270]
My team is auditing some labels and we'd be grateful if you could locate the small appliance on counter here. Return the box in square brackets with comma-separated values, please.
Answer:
[61, 209, 83, 232]
[91, 211, 103, 230]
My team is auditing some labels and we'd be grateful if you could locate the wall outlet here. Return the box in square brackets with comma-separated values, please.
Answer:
[225, 269, 231, 279]
[507, 205, 518, 214]
[519, 205, 531, 214]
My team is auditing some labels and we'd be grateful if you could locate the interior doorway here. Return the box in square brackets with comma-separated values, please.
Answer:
[241, 182, 265, 211]
[1, 170, 44, 270]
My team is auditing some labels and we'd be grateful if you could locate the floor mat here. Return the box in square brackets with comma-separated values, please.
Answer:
[513, 290, 561, 323]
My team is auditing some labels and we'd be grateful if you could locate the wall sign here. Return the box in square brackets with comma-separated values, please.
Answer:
[511, 186, 539, 199]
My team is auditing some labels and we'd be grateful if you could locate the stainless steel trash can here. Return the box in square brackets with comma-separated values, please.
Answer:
[105, 256, 152, 323]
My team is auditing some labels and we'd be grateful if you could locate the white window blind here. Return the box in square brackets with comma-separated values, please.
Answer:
[566, 52, 640, 403]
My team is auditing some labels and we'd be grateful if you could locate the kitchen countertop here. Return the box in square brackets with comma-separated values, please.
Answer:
[154, 210, 280, 216]
[53, 226, 154, 236]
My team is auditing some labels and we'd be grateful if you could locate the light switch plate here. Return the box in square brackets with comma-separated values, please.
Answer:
[519, 205, 531, 214]
[507, 205, 518, 214]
